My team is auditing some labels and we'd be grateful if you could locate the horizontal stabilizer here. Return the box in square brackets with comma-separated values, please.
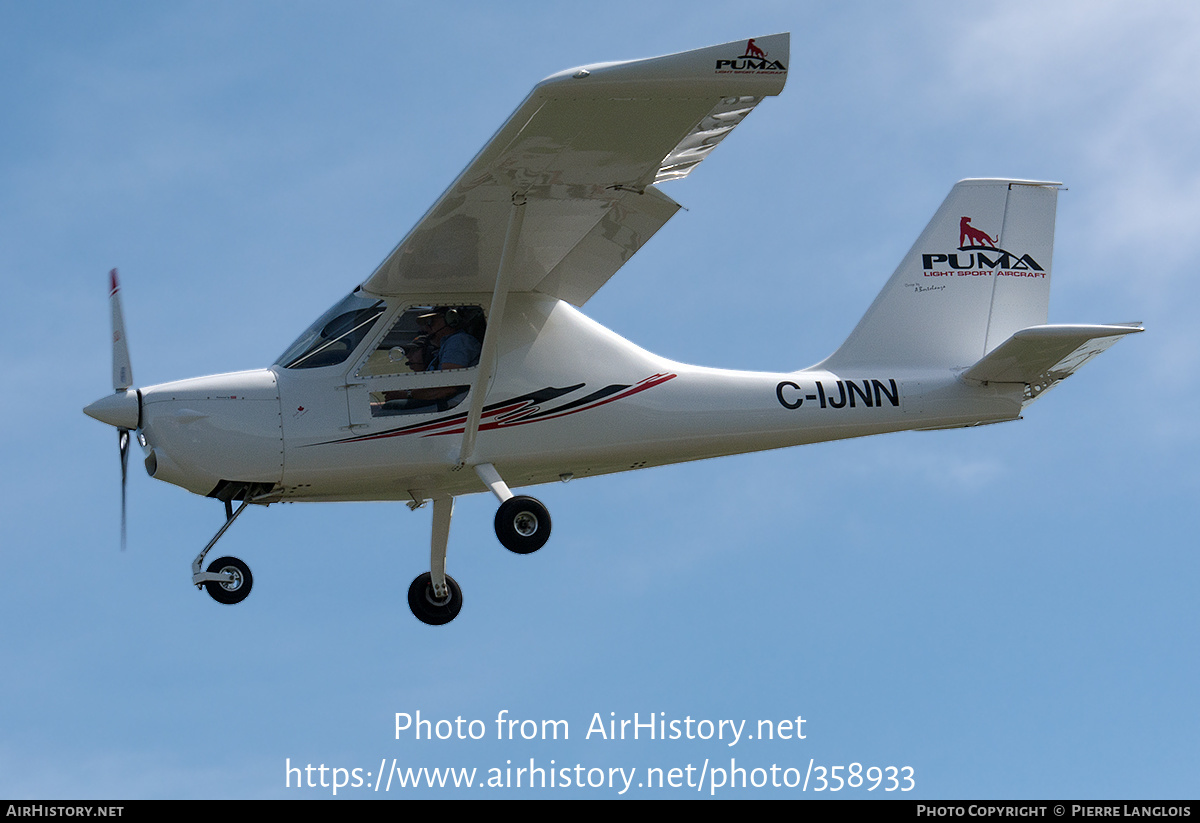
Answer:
[962, 323, 1142, 401]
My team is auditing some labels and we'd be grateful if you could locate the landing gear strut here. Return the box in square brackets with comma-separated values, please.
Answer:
[409, 496, 461, 626]
[191, 486, 267, 605]
[406, 465, 554, 625]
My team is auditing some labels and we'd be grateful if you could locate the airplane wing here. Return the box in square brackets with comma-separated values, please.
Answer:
[360, 34, 789, 305]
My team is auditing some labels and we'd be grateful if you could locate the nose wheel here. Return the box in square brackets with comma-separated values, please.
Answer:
[203, 556, 253, 604]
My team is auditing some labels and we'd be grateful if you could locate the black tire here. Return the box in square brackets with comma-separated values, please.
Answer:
[204, 556, 253, 605]
[494, 495, 551, 554]
[408, 572, 462, 626]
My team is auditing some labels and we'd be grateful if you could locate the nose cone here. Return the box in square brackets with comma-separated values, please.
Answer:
[84, 390, 140, 429]
[139, 369, 284, 496]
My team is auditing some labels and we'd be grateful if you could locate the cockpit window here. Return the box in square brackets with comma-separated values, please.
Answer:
[276, 291, 386, 370]
[357, 305, 486, 378]
[354, 305, 486, 417]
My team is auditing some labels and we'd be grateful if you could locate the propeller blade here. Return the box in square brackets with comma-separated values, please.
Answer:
[109, 269, 136, 550]
[110, 268, 133, 392]
[119, 427, 130, 550]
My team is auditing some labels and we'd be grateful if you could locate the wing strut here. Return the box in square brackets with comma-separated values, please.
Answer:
[458, 192, 527, 466]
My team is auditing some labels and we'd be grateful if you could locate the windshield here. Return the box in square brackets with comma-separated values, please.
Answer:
[276, 291, 386, 370]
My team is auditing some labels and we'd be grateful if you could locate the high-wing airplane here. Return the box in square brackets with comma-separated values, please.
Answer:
[84, 34, 1140, 625]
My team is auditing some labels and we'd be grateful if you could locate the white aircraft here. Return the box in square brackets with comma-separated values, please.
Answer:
[84, 34, 1140, 625]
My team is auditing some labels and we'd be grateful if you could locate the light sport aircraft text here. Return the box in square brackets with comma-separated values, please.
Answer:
[84, 34, 1141, 624]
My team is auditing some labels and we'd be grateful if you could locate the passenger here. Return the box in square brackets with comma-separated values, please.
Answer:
[397, 325, 468, 409]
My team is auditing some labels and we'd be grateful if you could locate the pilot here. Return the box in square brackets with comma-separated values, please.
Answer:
[401, 335, 432, 373]
[422, 307, 481, 371]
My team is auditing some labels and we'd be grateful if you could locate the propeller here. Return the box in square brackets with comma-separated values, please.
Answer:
[84, 269, 141, 549]
[111, 269, 134, 550]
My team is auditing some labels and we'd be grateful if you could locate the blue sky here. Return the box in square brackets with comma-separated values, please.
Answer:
[2, 0, 1197, 799]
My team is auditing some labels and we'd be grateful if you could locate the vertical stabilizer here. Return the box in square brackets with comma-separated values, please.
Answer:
[821, 179, 1059, 371]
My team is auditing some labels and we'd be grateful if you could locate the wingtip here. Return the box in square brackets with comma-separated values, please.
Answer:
[539, 33, 790, 94]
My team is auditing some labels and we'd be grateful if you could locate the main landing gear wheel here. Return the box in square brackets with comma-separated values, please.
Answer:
[203, 556, 253, 605]
[408, 572, 463, 626]
[494, 495, 551, 554]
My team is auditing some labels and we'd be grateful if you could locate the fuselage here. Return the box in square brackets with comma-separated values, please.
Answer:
[132, 293, 1025, 504]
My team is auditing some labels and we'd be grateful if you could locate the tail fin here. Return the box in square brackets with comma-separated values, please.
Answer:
[821, 179, 1060, 371]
